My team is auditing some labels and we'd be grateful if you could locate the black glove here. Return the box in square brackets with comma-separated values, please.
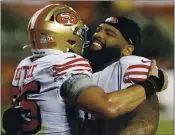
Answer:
[3, 107, 23, 134]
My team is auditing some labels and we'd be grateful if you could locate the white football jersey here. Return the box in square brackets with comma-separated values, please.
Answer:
[92, 55, 151, 93]
[12, 50, 92, 135]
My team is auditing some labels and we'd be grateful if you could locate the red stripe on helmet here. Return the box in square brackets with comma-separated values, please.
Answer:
[33, 5, 58, 49]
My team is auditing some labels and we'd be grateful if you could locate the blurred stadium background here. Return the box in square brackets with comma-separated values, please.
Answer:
[1, 1, 174, 134]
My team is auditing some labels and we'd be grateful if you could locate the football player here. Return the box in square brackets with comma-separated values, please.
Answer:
[2, 5, 167, 135]
[83, 16, 168, 135]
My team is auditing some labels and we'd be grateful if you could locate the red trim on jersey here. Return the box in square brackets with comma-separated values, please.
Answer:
[127, 65, 150, 70]
[54, 72, 67, 77]
[124, 71, 148, 77]
[54, 64, 91, 72]
[53, 57, 91, 81]
[54, 72, 67, 81]
[55, 58, 89, 67]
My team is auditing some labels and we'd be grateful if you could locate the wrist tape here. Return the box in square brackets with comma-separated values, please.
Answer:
[137, 70, 164, 98]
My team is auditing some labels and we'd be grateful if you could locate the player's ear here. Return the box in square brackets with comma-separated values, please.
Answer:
[121, 45, 134, 56]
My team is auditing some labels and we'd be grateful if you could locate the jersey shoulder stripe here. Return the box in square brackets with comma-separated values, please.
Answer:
[53, 55, 92, 80]
[127, 64, 150, 70]
[124, 64, 150, 83]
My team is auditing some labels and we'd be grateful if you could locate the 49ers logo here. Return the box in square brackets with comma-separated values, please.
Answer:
[56, 12, 78, 26]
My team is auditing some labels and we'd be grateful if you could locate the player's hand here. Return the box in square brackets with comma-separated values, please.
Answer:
[148, 60, 168, 92]
[148, 60, 158, 78]
[161, 70, 168, 91]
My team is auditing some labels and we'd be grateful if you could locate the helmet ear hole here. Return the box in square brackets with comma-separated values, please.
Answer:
[67, 40, 76, 45]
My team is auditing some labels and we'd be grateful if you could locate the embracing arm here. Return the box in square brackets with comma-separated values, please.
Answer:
[77, 84, 146, 119]
[118, 93, 159, 135]
[61, 73, 147, 119]
[61, 61, 166, 119]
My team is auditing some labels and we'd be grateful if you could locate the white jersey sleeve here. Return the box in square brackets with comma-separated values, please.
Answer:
[92, 55, 151, 93]
[11, 51, 93, 135]
[53, 52, 92, 86]
[121, 55, 151, 84]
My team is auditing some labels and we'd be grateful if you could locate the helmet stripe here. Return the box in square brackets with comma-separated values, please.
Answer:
[34, 4, 59, 29]
[32, 5, 58, 49]
[30, 8, 44, 29]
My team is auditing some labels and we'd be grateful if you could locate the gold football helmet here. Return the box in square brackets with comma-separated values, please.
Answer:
[27, 4, 89, 56]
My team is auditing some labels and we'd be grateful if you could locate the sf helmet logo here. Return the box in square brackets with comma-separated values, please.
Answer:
[56, 12, 78, 26]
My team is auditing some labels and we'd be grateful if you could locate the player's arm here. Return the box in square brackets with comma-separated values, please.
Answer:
[118, 93, 159, 135]
[117, 65, 169, 135]
[61, 60, 167, 119]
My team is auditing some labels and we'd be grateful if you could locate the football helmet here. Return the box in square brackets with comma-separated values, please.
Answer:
[27, 4, 89, 56]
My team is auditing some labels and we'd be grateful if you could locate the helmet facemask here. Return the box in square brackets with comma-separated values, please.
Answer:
[71, 25, 90, 54]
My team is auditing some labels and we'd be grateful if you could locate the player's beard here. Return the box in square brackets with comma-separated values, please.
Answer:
[83, 46, 121, 72]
